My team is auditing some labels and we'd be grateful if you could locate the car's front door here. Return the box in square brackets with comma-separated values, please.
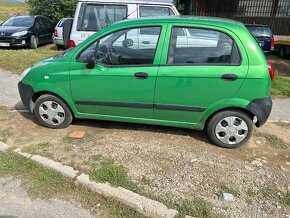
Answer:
[154, 24, 249, 124]
[70, 25, 165, 119]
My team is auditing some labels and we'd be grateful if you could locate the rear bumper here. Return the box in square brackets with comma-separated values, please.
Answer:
[53, 37, 64, 45]
[18, 81, 35, 112]
[246, 97, 272, 127]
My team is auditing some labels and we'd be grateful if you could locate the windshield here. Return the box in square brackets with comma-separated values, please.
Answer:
[2, 16, 34, 27]
[247, 26, 272, 37]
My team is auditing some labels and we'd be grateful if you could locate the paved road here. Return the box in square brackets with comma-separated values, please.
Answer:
[0, 176, 98, 218]
[0, 69, 289, 121]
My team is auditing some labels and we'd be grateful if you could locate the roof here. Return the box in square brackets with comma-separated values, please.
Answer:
[78, 0, 174, 5]
[245, 24, 270, 27]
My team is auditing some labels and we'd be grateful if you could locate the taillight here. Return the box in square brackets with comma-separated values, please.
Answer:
[54, 29, 58, 37]
[69, 40, 76, 48]
[271, 37, 275, 46]
[268, 60, 275, 81]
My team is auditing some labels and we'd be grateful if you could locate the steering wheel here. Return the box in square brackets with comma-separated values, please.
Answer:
[107, 47, 122, 65]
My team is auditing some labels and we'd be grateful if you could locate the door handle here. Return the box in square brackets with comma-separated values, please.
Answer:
[134, 72, 148, 80]
[221, 74, 238, 81]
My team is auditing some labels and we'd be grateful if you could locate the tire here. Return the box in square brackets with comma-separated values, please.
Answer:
[278, 45, 287, 58]
[206, 110, 253, 148]
[34, 94, 73, 129]
[30, 35, 38, 49]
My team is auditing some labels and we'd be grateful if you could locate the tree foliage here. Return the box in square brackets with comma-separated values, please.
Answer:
[28, 0, 77, 25]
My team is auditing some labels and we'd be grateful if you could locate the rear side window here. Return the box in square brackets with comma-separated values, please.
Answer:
[167, 27, 241, 65]
[81, 4, 127, 31]
[246, 26, 272, 37]
[58, 19, 65, 27]
[139, 6, 175, 17]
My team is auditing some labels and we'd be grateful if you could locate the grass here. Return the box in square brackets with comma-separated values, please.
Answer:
[0, 44, 60, 74]
[0, 129, 11, 143]
[271, 74, 290, 97]
[22, 142, 52, 155]
[0, 151, 145, 218]
[217, 182, 240, 198]
[0, 2, 28, 21]
[255, 132, 290, 149]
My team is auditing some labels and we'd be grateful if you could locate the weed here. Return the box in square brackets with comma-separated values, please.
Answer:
[217, 182, 240, 198]
[22, 142, 52, 155]
[255, 132, 289, 149]
[0, 129, 11, 143]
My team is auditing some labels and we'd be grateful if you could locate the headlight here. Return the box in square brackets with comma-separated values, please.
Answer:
[20, 67, 31, 81]
[12, 31, 28, 37]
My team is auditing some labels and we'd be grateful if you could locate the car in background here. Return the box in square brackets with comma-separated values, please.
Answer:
[0, 15, 53, 49]
[69, 0, 179, 48]
[245, 24, 274, 56]
[18, 16, 274, 148]
[53, 18, 73, 49]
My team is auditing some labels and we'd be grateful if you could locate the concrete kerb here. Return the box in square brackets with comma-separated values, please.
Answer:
[7, 145, 178, 218]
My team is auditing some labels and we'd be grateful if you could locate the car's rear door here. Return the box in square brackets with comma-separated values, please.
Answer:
[154, 24, 249, 124]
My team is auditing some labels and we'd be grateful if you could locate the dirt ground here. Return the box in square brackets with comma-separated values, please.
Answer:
[0, 108, 289, 217]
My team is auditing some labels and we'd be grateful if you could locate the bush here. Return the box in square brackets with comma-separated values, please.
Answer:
[28, 0, 77, 25]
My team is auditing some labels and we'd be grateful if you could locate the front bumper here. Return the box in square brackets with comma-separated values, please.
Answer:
[246, 96, 272, 127]
[0, 36, 29, 47]
[18, 81, 35, 112]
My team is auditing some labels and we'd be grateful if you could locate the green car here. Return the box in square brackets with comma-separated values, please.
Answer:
[18, 16, 274, 148]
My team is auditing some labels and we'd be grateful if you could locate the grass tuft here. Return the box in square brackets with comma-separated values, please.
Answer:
[217, 182, 240, 198]
[255, 132, 289, 149]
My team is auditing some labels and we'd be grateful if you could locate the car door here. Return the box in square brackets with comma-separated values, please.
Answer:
[42, 17, 52, 42]
[34, 17, 43, 42]
[69, 25, 166, 119]
[154, 24, 249, 124]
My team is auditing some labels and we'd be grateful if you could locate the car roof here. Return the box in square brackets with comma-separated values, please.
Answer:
[245, 24, 270, 28]
[77, 0, 174, 5]
[115, 16, 244, 28]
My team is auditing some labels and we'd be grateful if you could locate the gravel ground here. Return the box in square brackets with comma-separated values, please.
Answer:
[0, 109, 289, 217]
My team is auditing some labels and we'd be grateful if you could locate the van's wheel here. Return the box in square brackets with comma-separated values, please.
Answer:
[207, 110, 253, 148]
[34, 94, 73, 129]
[30, 35, 38, 49]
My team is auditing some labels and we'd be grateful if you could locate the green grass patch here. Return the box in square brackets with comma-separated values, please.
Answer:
[255, 132, 289, 149]
[0, 2, 29, 21]
[273, 122, 290, 127]
[271, 74, 290, 97]
[0, 151, 145, 218]
[0, 45, 60, 74]
[89, 156, 140, 193]
[0, 129, 11, 143]
[217, 182, 240, 198]
[22, 142, 52, 155]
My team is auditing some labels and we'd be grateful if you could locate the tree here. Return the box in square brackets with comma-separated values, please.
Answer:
[28, 0, 77, 25]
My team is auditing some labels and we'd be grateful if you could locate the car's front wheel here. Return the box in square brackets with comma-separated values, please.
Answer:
[34, 94, 73, 129]
[207, 110, 253, 148]
[30, 35, 38, 49]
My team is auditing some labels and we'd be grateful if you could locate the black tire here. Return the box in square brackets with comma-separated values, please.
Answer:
[206, 110, 253, 148]
[30, 35, 38, 49]
[34, 94, 73, 129]
[278, 45, 287, 58]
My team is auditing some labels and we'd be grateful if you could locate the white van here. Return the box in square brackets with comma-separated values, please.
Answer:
[69, 0, 179, 47]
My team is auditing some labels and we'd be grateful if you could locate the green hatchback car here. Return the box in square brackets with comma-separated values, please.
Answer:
[18, 16, 274, 148]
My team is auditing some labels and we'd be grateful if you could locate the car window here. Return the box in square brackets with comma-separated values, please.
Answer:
[2, 16, 34, 27]
[247, 26, 272, 37]
[78, 26, 161, 66]
[139, 6, 175, 17]
[81, 4, 127, 31]
[167, 27, 241, 65]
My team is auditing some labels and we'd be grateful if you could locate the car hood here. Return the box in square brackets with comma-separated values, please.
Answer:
[0, 26, 29, 36]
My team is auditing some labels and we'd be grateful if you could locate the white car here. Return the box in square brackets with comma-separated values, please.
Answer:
[69, 0, 179, 47]
[53, 18, 73, 49]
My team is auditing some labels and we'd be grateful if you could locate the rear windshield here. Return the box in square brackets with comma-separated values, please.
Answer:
[247, 26, 272, 37]
[80, 4, 127, 31]
[2, 16, 34, 27]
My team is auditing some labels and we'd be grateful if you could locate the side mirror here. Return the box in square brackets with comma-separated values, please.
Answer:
[86, 55, 95, 69]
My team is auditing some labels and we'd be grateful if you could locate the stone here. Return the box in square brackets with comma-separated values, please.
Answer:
[251, 160, 263, 167]
[256, 141, 262, 144]
[223, 193, 235, 202]
[69, 131, 86, 139]
[0, 141, 10, 151]
[280, 166, 287, 171]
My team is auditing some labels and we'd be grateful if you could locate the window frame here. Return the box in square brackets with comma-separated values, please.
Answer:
[165, 25, 243, 67]
[138, 5, 175, 17]
[76, 25, 163, 68]
[77, 3, 128, 32]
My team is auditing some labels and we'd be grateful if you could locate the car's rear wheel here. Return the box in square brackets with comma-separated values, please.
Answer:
[34, 94, 73, 129]
[30, 35, 38, 49]
[278, 45, 287, 58]
[207, 110, 253, 148]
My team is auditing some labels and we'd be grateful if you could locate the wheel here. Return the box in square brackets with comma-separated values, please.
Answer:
[207, 110, 253, 148]
[278, 45, 287, 58]
[34, 94, 73, 129]
[30, 35, 38, 49]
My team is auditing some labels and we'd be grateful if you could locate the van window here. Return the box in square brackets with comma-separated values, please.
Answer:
[78, 26, 161, 65]
[167, 27, 241, 65]
[81, 4, 127, 31]
[139, 6, 174, 17]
